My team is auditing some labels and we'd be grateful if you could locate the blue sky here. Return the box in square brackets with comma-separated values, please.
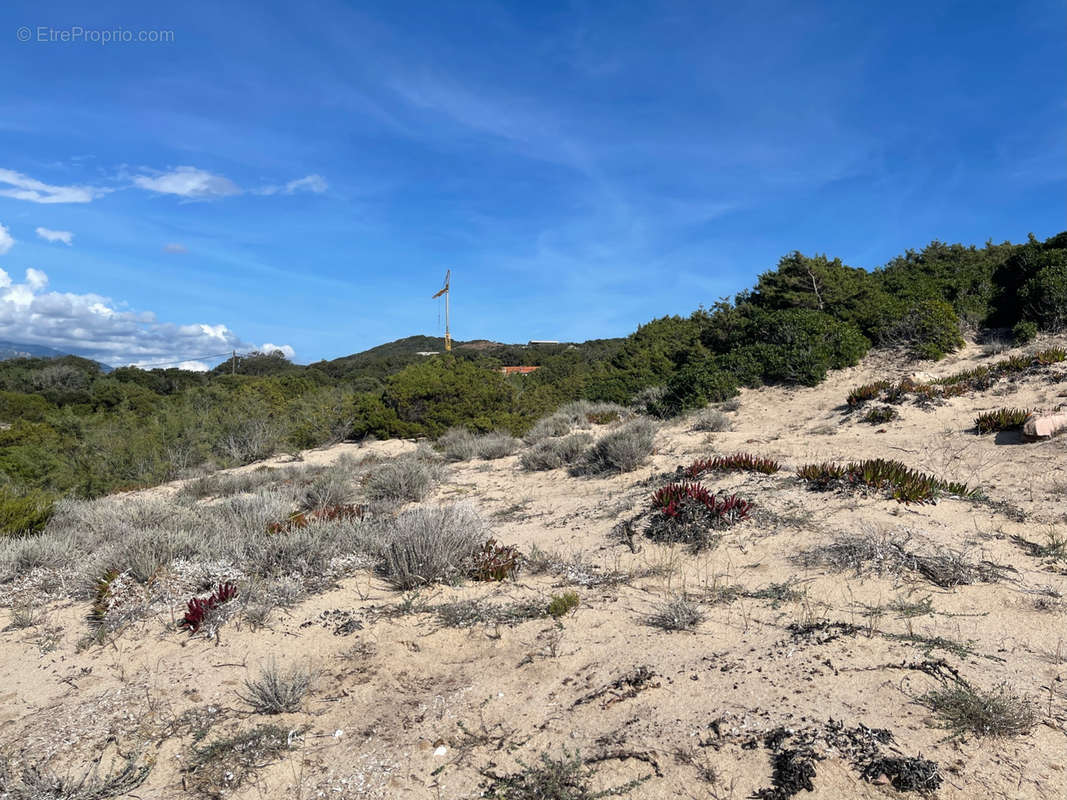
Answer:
[0, 0, 1063, 367]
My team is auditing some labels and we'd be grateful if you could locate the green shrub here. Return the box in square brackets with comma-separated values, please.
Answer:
[656, 361, 739, 417]
[1018, 258, 1067, 331]
[1012, 320, 1038, 345]
[0, 487, 54, 537]
[547, 591, 579, 618]
[880, 299, 965, 360]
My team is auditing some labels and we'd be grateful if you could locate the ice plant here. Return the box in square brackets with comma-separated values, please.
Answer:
[179, 582, 237, 634]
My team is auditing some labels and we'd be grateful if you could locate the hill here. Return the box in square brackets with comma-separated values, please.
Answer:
[0, 339, 112, 371]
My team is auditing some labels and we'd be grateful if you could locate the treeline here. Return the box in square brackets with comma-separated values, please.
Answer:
[0, 231, 1064, 503]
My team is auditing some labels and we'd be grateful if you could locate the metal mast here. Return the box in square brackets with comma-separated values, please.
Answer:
[432, 269, 452, 352]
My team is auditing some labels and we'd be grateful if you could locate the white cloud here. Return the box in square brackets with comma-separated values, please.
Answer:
[133, 166, 241, 199]
[255, 174, 329, 196]
[0, 223, 13, 254]
[0, 267, 294, 368]
[162, 243, 188, 254]
[0, 168, 106, 203]
[259, 342, 296, 359]
[35, 227, 74, 245]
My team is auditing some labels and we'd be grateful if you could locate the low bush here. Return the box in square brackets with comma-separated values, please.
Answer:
[847, 380, 891, 407]
[365, 456, 444, 503]
[300, 469, 351, 511]
[379, 503, 487, 589]
[862, 406, 898, 425]
[237, 660, 311, 714]
[0, 486, 54, 537]
[437, 427, 478, 461]
[646, 482, 751, 547]
[520, 433, 593, 471]
[921, 682, 1035, 738]
[1011, 320, 1038, 344]
[974, 408, 1033, 434]
[645, 594, 705, 631]
[685, 453, 780, 476]
[689, 407, 732, 432]
[476, 431, 522, 460]
[796, 458, 978, 504]
[547, 591, 580, 618]
[469, 538, 522, 581]
[578, 418, 657, 474]
[880, 299, 965, 360]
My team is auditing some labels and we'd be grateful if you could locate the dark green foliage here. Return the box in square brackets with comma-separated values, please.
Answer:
[656, 360, 739, 417]
[974, 408, 1033, 434]
[684, 453, 780, 476]
[861, 406, 898, 425]
[880, 299, 965, 360]
[0, 486, 54, 537]
[1012, 320, 1038, 344]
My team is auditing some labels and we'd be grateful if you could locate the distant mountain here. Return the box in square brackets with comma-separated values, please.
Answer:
[0, 340, 112, 372]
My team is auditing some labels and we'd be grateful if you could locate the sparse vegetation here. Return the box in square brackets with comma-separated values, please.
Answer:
[974, 407, 1033, 434]
[689, 407, 732, 432]
[520, 433, 593, 471]
[237, 660, 311, 714]
[645, 594, 705, 631]
[796, 458, 978, 504]
[1, 755, 150, 800]
[861, 405, 898, 425]
[685, 452, 780, 476]
[547, 591, 580, 618]
[481, 749, 648, 799]
[576, 418, 656, 474]
[646, 482, 752, 548]
[379, 502, 487, 589]
[365, 455, 444, 503]
[184, 725, 296, 798]
[469, 538, 522, 581]
[920, 682, 1035, 738]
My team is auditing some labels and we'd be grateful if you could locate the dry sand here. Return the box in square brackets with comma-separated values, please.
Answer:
[2, 339, 1066, 799]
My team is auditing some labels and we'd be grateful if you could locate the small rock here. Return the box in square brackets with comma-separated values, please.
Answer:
[1023, 412, 1067, 441]
[433, 745, 448, 757]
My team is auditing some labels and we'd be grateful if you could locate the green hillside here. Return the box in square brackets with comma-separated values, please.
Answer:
[0, 231, 1064, 519]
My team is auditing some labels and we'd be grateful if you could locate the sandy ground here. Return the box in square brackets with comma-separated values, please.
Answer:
[2, 338, 1066, 799]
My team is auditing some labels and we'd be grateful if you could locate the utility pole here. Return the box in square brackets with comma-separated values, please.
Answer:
[231, 350, 237, 375]
[432, 270, 452, 352]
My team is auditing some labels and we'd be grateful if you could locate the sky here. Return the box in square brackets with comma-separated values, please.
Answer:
[0, 0, 1063, 368]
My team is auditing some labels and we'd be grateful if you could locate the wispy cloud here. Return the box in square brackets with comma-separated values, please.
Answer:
[35, 227, 74, 245]
[0, 168, 107, 204]
[162, 242, 188, 254]
[0, 223, 13, 254]
[255, 173, 329, 196]
[0, 266, 293, 367]
[133, 166, 242, 200]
